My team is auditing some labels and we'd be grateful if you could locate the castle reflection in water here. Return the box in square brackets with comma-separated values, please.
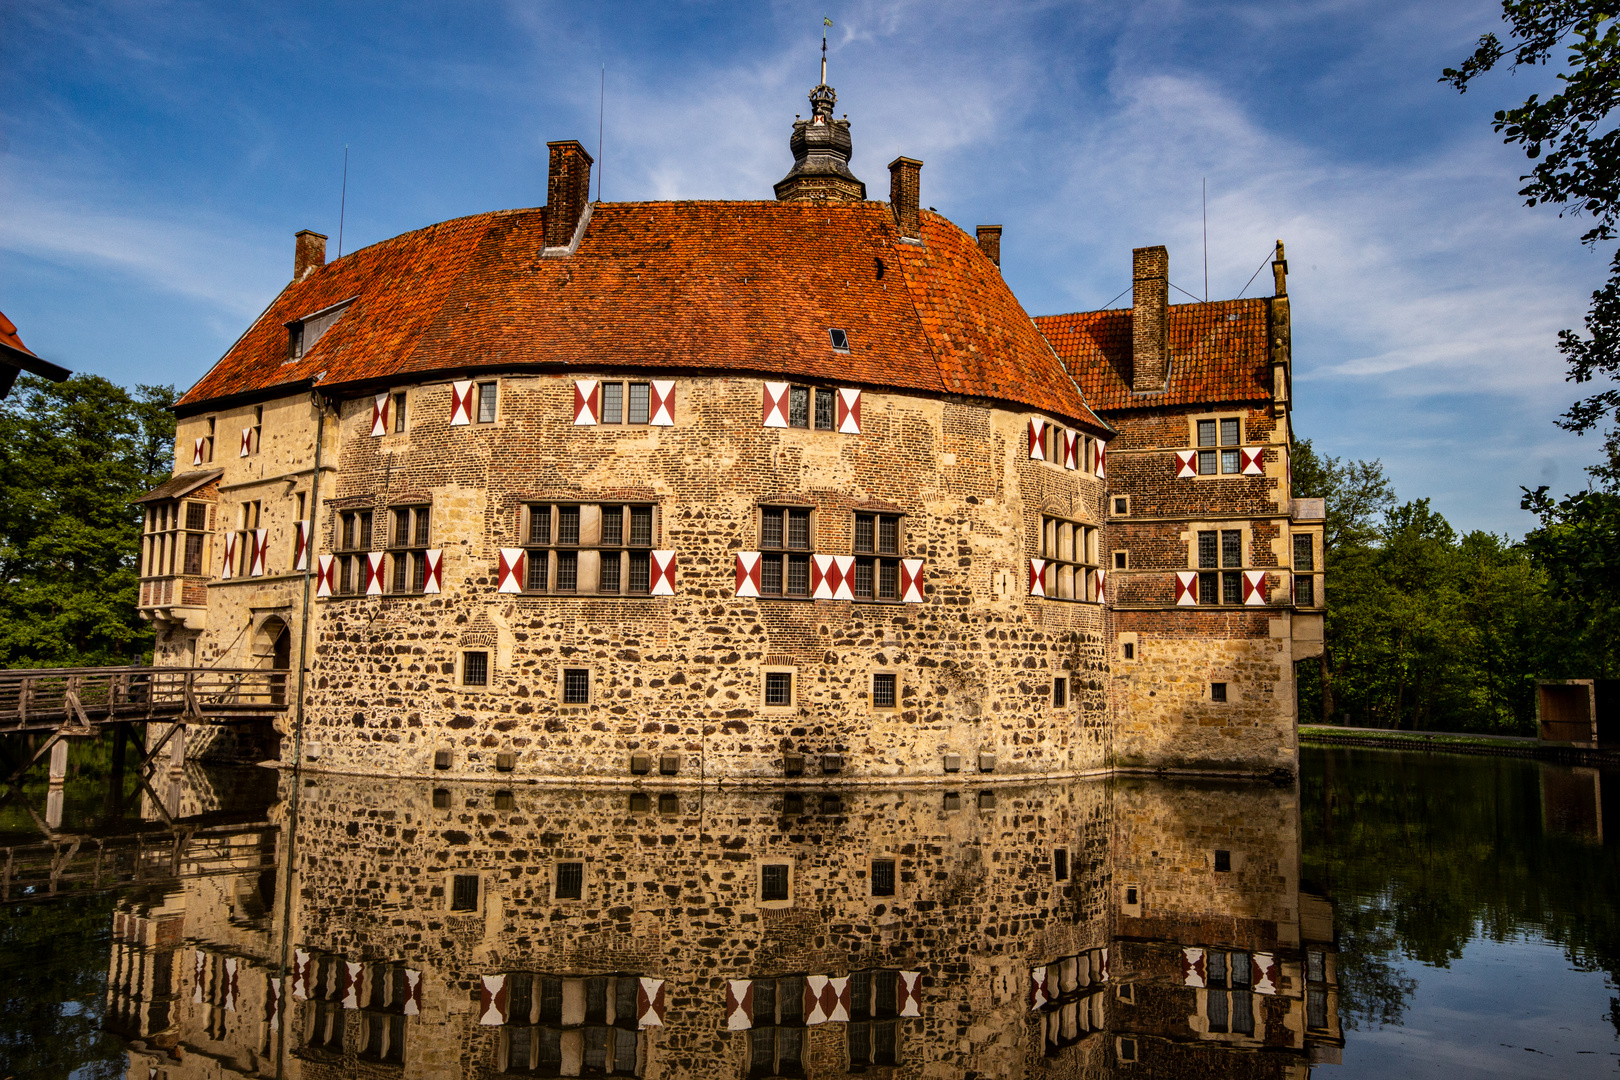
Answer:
[104, 772, 1342, 1078]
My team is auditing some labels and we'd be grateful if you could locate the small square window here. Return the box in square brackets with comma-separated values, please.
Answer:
[494, 789, 515, 809]
[562, 668, 590, 705]
[658, 793, 680, 815]
[1054, 848, 1069, 880]
[1125, 885, 1139, 905]
[628, 792, 650, 813]
[1113, 496, 1130, 515]
[556, 862, 584, 900]
[871, 858, 896, 897]
[765, 671, 793, 707]
[462, 651, 489, 687]
[829, 328, 849, 351]
[1122, 642, 1135, 661]
[1053, 677, 1068, 708]
[432, 788, 450, 809]
[1120, 1037, 1137, 1062]
[450, 874, 479, 911]
[1113, 550, 1129, 570]
[1211, 682, 1228, 702]
[943, 792, 961, 811]
[1214, 849, 1231, 872]
[872, 672, 897, 709]
[761, 863, 790, 901]
[476, 382, 498, 423]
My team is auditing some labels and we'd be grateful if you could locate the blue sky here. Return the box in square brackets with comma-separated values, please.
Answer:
[2, 1, 1607, 535]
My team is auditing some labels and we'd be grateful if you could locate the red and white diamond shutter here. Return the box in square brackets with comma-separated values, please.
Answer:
[223, 957, 239, 1012]
[1252, 953, 1277, 994]
[422, 550, 443, 594]
[901, 559, 925, 603]
[1029, 558, 1048, 598]
[1175, 571, 1198, 606]
[1240, 447, 1265, 475]
[762, 382, 790, 428]
[364, 552, 385, 596]
[803, 975, 849, 1024]
[649, 381, 675, 426]
[403, 970, 423, 1015]
[735, 552, 761, 597]
[315, 555, 335, 598]
[1175, 449, 1197, 478]
[1028, 418, 1045, 461]
[266, 975, 280, 1025]
[1093, 567, 1106, 604]
[1063, 429, 1079, 470]
[449, 380, 474, 426]
[239, 427, 253, 457]
[497, 549, 525, 593]
[636, 977, 666, 1028]
[1096, 440, 1107, 479]
[192, 437, 206, 467]
[221, 534, 236, 580]
[1243, 570, 1269, 605]
[292, 950, 310, 1000]
[478, 974, 509, 1025]
[342, 960, 363, 1008]
[897, 971, 922, 1017]
[725, 979, 754, 1029]
[649, 550, 676, 595]
[1097, 947, 1109, 982]
[1181, 947, 1207, 987]
[837, 388, 862, 433]
[573, 380, 600, 425]
[193, 951, 206, 1002]
[294, 520, 310, 571]
[249, 529, 268, 577]
[1029, 965, 1049, 1011]
[370, 394, 390, 437]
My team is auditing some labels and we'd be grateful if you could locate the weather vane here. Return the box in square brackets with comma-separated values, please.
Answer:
[822, 16, 832, 85]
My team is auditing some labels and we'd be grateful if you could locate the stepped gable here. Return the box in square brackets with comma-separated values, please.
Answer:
[178, 201, 1106, 432]
[1035, 299, 1271, 411]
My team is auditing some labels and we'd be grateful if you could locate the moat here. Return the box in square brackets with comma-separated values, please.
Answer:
[1, 745, 1615, 1078]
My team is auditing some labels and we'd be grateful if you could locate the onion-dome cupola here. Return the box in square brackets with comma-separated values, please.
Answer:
[773, 35, 866, 203]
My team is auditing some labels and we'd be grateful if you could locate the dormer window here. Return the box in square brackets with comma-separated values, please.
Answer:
[285, 298, 354, 363]
[287, 322, 305, 360]
[829, 328, 850, 351]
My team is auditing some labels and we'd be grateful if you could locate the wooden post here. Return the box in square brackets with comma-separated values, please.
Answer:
[48, 738, 69, 785]
[170, 724, 186, 773]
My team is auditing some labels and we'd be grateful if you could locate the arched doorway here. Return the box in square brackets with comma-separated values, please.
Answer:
[253, 616, 291, 706]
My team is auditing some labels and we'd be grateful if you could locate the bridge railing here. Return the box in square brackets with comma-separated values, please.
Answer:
[0, 666, 289, 727]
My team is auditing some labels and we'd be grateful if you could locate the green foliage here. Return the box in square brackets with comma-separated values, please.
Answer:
[1520, 483, 1620, 675]
[0, 374, 175, 667]
[0, 895, 125, 1078]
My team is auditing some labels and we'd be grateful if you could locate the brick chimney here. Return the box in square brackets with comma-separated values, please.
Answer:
[888, 157, 922, 240]
[1131, 245, 1169, 392]
[976, 225, 1002, 268]
[294, 230, 327, 282]
[545, 140, 595, 250]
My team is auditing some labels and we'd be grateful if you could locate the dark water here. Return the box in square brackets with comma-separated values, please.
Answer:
[1, 740, 1614, 1078]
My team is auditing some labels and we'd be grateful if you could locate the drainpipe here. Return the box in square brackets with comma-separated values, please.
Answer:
[273, 389, 328, 1079]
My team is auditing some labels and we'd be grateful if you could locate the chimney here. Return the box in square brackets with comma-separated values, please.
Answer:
[294, 230, 327, 282]
[1131, 245, 1169, 392]
[545, 140, 595, 250]
[976, 225, 1002, 268]
[888, 157, 922, 240]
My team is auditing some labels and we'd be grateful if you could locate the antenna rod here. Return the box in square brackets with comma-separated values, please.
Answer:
[338, 145, 349, 259]
[1202, 177, 1208, 302]
[597, 64, 605, 202]
[822, 16, 831, 84]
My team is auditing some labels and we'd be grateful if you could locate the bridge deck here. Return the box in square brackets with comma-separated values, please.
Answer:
[0, 665, 289, 735]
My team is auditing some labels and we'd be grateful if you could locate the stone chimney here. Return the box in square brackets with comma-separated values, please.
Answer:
[1131, 245, 1169, 392]
[889, 157, 922, 241]
[544, 140, 595, 250]
[976, 225, 1002, 268]
[294, 230, 327, 282]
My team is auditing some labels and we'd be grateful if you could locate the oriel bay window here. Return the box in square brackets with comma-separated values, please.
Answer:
[522, 503, 656, 596]
[1037, 516, 1101, 601]
[760, 506, 812, 597]
[388, 504, 432, 594]
[1294, 532, 1317, 607]
[499, 974, 642, 1076]
[853, 512, 902, 600]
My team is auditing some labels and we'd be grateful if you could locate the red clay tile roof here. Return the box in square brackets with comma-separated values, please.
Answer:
[0, 310, 36, 358]
[180, 202, 1106, 433]
[1034, 299, 1272, 412]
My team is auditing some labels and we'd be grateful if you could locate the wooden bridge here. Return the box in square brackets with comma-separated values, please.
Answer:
[0, 665, 289, 785]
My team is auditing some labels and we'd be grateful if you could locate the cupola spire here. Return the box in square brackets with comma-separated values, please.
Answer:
[774, 19, 866, 203]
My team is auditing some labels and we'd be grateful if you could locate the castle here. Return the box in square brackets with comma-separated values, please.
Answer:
[135, 74, 1322, 783]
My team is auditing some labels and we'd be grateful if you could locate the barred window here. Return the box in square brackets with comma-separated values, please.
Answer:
[764, 671, 793, 707]
[562, 668, 590, 705]
[1038, 515, 1101, 601]
[388, 505, 431, 594]
[761, 864, 790, 901]
[451, 874, 479, 911]
[871, 858, 896, 897]
[522, 503, 657, 596]
[462, 651, 489, 687]
[872, 672, 897, 709]
[556, 862, 584, 900]
[759, 507, 812, 598]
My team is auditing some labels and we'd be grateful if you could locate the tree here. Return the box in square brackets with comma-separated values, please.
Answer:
[1520, 483, 1620, 675]
[1444, 3, 1620, 451]
[0, 374, 175, 666]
